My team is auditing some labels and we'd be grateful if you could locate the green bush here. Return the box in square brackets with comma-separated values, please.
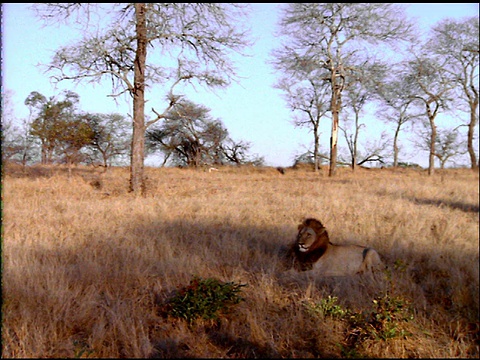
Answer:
[305, 290, 414, 357]
[353, 293, 414, 341]
[304, 296, 347, 319]
[162, 276, 247, 324]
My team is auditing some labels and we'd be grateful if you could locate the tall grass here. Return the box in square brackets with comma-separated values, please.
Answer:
[2, 163, 479, 358]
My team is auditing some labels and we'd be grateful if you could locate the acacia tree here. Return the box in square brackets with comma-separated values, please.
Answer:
[434, 128, 468, 169]
[26, 90, 80, 164]
[274, 3, 413, 176]
[428, 17, 479, 170]
[221, 138, 263, 166]
[271, 52, 331, 172]
[82, 113, 131, 168]
[376, 66, 423, 168]
[415, 125, 467, 169]
[340, 63, 387, 171]
[54, 116, 95, 170]
[146, 100, 229, 167]
[341, 88, 364, 171]
[146, 99, 259, 167]
[340, 121, 386, 170]
[33, 3, 251, 195]
[1, 90, 36, 166]
[404, 55, 456, 175]
[1, 121, 20, 163]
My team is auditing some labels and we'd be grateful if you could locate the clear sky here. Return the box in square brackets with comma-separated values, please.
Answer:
[2, 3, 478, 167]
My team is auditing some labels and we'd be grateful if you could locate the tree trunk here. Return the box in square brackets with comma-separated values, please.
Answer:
[393, 123, 401, 168]
[329, 81, 340, 177]
[68, 159, 72, 178]
[46, 146, 54, 165]
[130, 3, 147, 195]
[103, 154, 108, 170]
[313, 127, 319, 172]
[468, 99, 478, 170]
[329, 65, 343, 177]
[41, 141, 47, 164]
[329, 112, 338, 177]
[352, 111, 360, 172]
[428, 117, 436, 176]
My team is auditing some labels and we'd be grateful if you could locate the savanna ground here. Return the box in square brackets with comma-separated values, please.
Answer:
[1, 162, 479, 358]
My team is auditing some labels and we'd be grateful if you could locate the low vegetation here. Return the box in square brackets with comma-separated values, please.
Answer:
[2, 163, 479, 358]
[160, 276, 246, 325]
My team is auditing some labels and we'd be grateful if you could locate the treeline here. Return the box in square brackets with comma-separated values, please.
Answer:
[2, 5, 478, 192]
[271, 5, 478, 175]
[2, 91, 263, 169]
[3, 90, 130, 168]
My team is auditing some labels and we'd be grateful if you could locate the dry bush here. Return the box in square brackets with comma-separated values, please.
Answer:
[2, 164, 479, 358]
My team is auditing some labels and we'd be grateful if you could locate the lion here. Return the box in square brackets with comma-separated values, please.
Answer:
[285, 218, 384, 277]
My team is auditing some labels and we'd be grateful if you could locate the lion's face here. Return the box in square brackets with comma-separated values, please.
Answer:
[296, 226, 317, 252]
[296, 218, 329, 254]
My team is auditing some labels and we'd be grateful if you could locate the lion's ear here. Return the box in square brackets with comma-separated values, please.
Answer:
[298, 224, 304, 231]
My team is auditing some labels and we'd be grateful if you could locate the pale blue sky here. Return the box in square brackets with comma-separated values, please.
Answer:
[2, 3, 478, 167]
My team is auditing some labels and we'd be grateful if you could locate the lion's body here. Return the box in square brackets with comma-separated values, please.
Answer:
[308, 243, 383, 276]
[286, 218, 384, 277]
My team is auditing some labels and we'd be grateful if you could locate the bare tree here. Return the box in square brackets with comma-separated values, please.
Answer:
[273, 3, 413, 176]
[428, 17, 479, 170]
[376, 66, 422, 168]
[32, 3, 251, 195]
[340, 63, 386, 171]
[434, 128, 468, 169]
[415, 125, 467, 168]
[1, 118, 25, 164]
[292, 148, 329, 169]
[146, 100, 228, 167]
[221, 138, 263, 166]
[404, 55, 456, 175]
[6, 118, 38, 167]
[1, 90, 36, 166]
[271, 51, 331, 172]
[147, 99, 259, 167]
[339, 106, 365, 171]
[340, 124, 389, 169]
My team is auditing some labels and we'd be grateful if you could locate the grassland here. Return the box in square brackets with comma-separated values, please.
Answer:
[2, 163, 479, 358]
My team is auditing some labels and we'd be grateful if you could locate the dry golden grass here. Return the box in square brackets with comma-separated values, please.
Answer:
[2, 163, 479, 358]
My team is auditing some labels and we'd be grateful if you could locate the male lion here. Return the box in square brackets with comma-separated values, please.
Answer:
[285, 218, 384, 277]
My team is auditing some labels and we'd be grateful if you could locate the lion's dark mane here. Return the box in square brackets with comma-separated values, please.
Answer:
[286, 218, 332, 272]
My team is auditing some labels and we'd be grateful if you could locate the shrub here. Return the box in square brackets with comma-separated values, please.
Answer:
[348, 293, 414, 341]
[305, 290, 414, 357]
[162, 276, 247, 324]
[304, 296, 347, 319]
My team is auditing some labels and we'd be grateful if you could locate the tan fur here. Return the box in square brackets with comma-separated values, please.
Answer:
[286, 218, 384, 276]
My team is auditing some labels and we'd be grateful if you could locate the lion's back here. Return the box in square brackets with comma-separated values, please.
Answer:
[311, 244, 384, 276]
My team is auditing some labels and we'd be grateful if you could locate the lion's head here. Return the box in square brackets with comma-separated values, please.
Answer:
[285, 218, 332, 271]
[296, 218, 330, 253]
